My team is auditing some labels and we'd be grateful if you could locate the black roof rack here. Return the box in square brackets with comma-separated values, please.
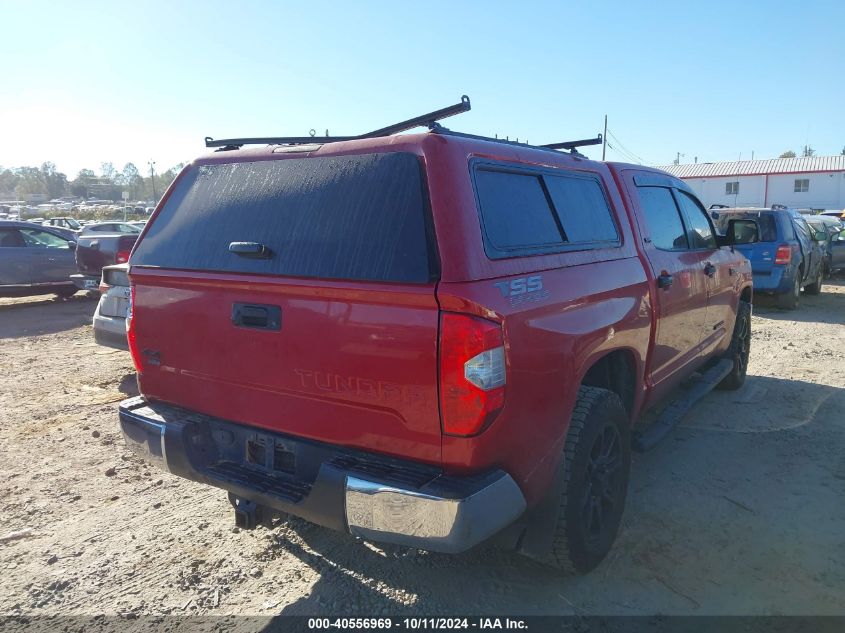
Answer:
[205, 95, 472, 149]
[204, 95, 603, 158]
[540, 136, 603, 151]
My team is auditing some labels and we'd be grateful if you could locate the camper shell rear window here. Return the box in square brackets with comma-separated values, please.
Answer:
[131, 152, 437, 283]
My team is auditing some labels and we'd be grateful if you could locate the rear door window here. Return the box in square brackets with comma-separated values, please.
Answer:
[636, 187, 689, 250]
[19, 228, 72, 249]
[674, 190, 717, 250]
[713, 212, 778, 242]
[132, 152, 436, 283]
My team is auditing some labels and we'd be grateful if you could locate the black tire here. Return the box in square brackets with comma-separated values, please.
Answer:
[717, 299, 751, 391]
[803, 266, 822, 295]
[54, 286, 78, 299]
[776, 272, 800, 310]
[551, 386, 631, 574]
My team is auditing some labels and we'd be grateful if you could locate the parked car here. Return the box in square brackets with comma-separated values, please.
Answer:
[117, 101, 756, 574]
[43, 217, 82, 232]
[79, 222, 142, 236]
[711, 206, 826, 309]
[806, 216, 845, 276]
[93, 264, 130, 349]
[70, 232, 138, 291]
[820, 210, 845, 220]
[0, 220, 78, 298]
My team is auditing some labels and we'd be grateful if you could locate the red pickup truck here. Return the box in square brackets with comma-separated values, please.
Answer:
[119, 99, 755, 573]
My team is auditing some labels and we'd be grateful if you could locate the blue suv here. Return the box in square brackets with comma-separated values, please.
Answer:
[711, 206, 826, 309]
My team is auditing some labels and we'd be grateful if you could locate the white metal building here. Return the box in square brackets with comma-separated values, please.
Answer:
[657, 155, 845, 211]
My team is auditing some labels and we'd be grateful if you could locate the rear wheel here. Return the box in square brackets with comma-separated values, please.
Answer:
[776, 272, 800, 310]
[717, 299, 751, 391]
[550, 386, 630, 574]
[804, 266, 822, 295]
[54, 286, 78, 299]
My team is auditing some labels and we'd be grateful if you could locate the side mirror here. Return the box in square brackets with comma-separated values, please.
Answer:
[67, 240, 76, 250]
[725, 219, 758, 245]
[812, 230, 827, 242]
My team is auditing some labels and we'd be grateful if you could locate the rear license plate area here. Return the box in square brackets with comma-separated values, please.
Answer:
[243, 433, 296, 475]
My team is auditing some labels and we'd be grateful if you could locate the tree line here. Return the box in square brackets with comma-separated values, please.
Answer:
[0, 161, 185, 202]
[779, 146, 845, 159]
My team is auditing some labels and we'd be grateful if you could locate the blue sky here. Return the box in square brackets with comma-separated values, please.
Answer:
[1, 0, 843, 177]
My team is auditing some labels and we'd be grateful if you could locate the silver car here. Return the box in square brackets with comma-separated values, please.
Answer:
[93, 264, 130, 349]
[0, 221, 78, 298]
[80, 222, 142, 236]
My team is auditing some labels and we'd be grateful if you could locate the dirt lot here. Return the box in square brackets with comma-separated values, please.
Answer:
[1, 282, 844, 618]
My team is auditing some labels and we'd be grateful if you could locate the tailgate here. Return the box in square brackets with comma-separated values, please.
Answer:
[76, 235, 137, 276]
[75, 236, 109, 275]
[734, 242, 777, 274]
[128, 151, 442, 464]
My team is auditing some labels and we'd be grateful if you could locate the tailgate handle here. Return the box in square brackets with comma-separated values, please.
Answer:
[231, 303, 282, 331]
[229, 241, 273, 259]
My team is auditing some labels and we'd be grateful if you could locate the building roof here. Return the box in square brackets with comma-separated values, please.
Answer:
[656, 155, 845, 179]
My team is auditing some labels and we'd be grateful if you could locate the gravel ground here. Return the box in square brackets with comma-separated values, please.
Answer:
[1, 281, 844, 619]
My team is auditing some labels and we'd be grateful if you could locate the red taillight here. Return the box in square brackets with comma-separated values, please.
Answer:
[774, 244, 792, 265]
[115, 250, 131, 264]
[439, 313, 506, 437]
[126, 285, 143, 372]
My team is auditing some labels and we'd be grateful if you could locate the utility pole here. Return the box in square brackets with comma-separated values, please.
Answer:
[674, 152, 685, 165]
[602, 114, 608, 161]
[148, 160, 157, 202]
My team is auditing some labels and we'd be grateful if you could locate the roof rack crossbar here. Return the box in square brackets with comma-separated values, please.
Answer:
[204, 95, 472, 149]
[361, 95, 471, 138]
[540, 135, 603, 151]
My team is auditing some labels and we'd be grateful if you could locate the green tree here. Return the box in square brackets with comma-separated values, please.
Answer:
[40, 162, 68, 198]
[14, 166, 48, 199]
[0, 168, 20, 198]
[100, 162, 117, 181]
[122, 163, 144, 200]
[70, 168, 97, 198]
[779, 150, 796, 158]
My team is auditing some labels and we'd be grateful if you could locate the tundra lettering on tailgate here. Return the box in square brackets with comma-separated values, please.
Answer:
[294, 369, 428, 407]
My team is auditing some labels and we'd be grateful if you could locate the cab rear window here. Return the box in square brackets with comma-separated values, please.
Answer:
[131, 153, 436, 283]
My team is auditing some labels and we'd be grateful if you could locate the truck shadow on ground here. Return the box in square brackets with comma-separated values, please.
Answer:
[0, 293, 97, 339]
[264, 374, 845, 618]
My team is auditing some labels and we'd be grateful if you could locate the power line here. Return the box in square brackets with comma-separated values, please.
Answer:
[606, 129, 646, 164]
[607, 129, 646, 164]
[606, 142, 640, 164]
[606, 139, 643, 165]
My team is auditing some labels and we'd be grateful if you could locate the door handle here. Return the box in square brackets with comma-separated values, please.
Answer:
[231, 303, 282, 331]
[229, 241, 273, 259]
[704, 263, 716, 277]
[657, 272, 674, 289]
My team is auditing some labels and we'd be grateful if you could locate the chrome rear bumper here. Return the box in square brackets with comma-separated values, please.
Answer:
[118, 397, 526, 553]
